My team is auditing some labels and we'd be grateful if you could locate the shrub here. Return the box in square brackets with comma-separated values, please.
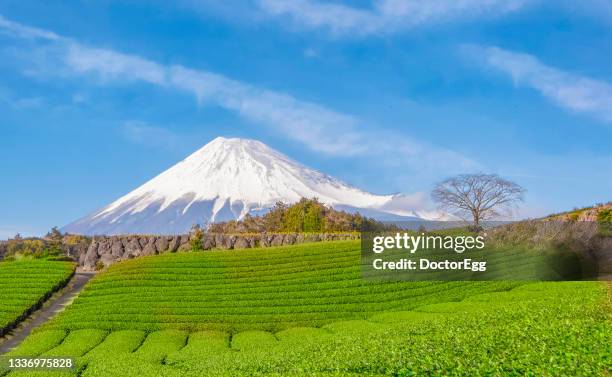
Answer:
[597, 208, 612, 223]
[597, 208, 612, 236]
[189, 224, 204, 252]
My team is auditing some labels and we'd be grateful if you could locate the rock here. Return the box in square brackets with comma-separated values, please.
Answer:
[142, 240, 157, 256]
[147, 236, 157, 251]
[257, 235, 266, 247]
[124, 237, 142, 258]
[214, 234, 224, 247]
[220, 235, 236, 250]
[271, 234, 284, 247]
[247, 236, 258, 248]
[201, 235, 215, 250]
[78, 251, 87, 266]
[155, 237, 169, 253]
[138, 237, 148, 248]
[97, 239, 111, 255]
[168, 236, 180, 252]
[178, 235, 191, 251]
[234, 236, 249, 249]
[261, 235, 274, 247]
[83, 240, 100, 270]
[111, 240, 124, 258]
[100, 254, 115, 267]
[283, 234, 297, 245]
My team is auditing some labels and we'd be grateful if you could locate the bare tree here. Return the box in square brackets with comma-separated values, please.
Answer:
[432, 173, 525, 228]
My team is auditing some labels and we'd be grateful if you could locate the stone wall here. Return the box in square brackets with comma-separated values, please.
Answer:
[81, 233, 359, 271]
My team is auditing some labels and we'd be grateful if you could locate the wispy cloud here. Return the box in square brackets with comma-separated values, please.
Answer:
[0, 86, 45, 109]
[0, 15, 478, 173]
[168, 66, 365, 155]
[255, 0, 530, 36]
[0, 14, 60, 40]
[467, 45, 612, 123]
[71, 46, 476, 170]
[66, 45, 167, 85]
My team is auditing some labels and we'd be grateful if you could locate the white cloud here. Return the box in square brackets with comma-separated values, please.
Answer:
[0, 14, 60, 40]
[468, 45, 612, 123]
[64, 45, 476, 168]
[66, 44, 167, 85]
[171, 66, 368, 155]
[256, 0, 530, 36]
[168, 66, 476, 168]
[0, 15, 478, 174]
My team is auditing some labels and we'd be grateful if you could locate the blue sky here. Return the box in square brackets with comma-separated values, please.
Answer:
[1, 0, 611, 238]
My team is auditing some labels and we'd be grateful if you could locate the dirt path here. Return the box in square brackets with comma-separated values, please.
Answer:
[0, 271, 95, 355]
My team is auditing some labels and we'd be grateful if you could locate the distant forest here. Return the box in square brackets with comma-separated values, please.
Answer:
[208, 198, 391, 233]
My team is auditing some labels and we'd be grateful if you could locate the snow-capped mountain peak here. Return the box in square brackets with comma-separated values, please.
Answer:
[64, 137, 428, 235]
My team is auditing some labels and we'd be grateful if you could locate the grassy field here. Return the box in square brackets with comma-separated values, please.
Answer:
[0, 260, 75, 335]
[1, 241, 610, 376]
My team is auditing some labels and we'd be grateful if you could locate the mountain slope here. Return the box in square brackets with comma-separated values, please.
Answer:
[63, 137, 428, 235]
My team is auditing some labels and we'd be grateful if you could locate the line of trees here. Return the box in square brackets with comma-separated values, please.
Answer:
[208, 198, 389, 233]
[1, 227, 89, 259]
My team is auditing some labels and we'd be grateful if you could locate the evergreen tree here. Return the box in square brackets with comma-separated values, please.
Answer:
[303, 199, 324, 232]
[46, 226, 63, 241]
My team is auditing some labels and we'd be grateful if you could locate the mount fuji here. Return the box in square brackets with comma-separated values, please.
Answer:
[63, 137, 433, 235]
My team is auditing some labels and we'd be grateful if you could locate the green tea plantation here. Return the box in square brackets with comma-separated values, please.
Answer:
[1, 241, 610, 376]
[0, 260, 75, 335]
